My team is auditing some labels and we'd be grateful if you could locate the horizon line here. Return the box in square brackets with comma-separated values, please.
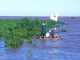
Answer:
[0, 16, 80, 17]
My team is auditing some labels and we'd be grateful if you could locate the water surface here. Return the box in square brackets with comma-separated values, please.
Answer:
[0, 17, 80, 60]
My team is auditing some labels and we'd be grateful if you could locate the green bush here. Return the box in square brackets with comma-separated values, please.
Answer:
[27, 50, 33, 56]
[57, 21, 65, 24]
[71, 17, 74, 19]
[61, 29, 67, 32]
[26, 38, 33, 45]
[0, 17, 65, 48]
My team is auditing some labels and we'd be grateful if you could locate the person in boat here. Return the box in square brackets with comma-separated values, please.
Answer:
[40, 21, 47, 39]
[46, 30, 52, 38]
[49, 30, 52, 38]
[51, 28, 58, 38]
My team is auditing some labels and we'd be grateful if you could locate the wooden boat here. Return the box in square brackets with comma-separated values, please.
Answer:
[37, 37, 63, 40]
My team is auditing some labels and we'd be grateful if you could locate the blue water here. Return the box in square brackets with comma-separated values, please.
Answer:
[0, 17, 80, 60]
[0, 16, 80, 20]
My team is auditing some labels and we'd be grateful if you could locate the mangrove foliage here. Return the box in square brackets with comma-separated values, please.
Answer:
[0, 17, 65, 48]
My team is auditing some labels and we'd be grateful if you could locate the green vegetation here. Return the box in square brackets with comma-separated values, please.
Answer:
[71, 17, 74, 19]
[57, 21, 65, 24]
[27, 50, 33, 56]
[0, 17, 65, 48]
[33, 42, 39, 47]
[0, 38, 2, 42]
[56, 25, 60, 27]
[26, 38, 33, 45]
[61, 29, 67, 32]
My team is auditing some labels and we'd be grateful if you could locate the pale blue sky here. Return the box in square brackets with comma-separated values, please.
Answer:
[0, 0, 80, 16]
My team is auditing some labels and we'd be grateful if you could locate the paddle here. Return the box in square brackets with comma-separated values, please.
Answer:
[32, 29, 42, 39]
[32, 21, 48, 39]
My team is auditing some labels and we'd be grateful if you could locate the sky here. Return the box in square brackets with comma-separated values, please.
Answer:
[0, 0, 80, 16]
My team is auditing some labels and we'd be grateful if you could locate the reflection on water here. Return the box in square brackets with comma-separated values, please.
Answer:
[0, 18, 80, 60]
